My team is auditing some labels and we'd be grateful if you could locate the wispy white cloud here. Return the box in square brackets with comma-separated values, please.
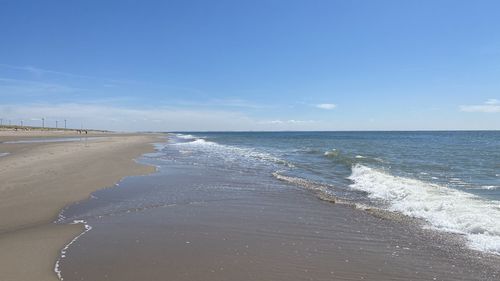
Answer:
[266, 120, 284, 124]
[460, 99, 500, 113]
[485, 99, 499, 105]
[0, 63, 205, 95]
[173, 98, 273, 109]
[0, 103, 254, 131]
[0, 77, 85, 94]
[0, 64, 96, 80]
[316, 103, 337, 110]
[259, 119, 316, 125]
[210, 98, 274, 109]
[0, 103, 325, 131]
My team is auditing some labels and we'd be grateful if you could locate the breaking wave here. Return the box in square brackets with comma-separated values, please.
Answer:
[173, 134, 294, 168]
[348, 164, 500, 255]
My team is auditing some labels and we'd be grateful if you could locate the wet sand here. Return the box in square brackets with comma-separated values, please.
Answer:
[0, 132, 157, 281]
[60, 153, 500, 281]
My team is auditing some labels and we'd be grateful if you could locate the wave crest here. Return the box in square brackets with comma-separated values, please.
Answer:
[172, 136, 294, 168]
[348, 164, 500, 255]
[324, 149, 340, 157]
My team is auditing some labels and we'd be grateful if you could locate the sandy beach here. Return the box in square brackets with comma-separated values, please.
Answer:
[0, 130, 157, 281]
[1, 131, 499, 281]
[2, 1, 499, 280]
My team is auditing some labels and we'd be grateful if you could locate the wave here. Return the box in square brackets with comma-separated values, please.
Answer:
[172, 136, 294, 168]
[190, 139, 216, 145]
[348, 164, 500, 255]
[482, 186, 500, 190]
[273, 172, 332, 192]
[467, 185, 500, 190]
[272, 172, 337, 203]
[174, 138, 215, 146]
[449, 177, 467, 185]
[175, 133, 196, 139]
[270, 171, 363, 207]
[323, 149, 385, 167]
[324, 149, 340, 157]
[302, 148, 323, 154]
[0, 152, 9, 157]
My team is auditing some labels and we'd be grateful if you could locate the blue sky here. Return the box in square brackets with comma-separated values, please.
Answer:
[1, 0, 499, 131]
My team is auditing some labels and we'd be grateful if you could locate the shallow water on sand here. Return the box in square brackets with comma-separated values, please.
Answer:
[170, 132, 500, 255]
[57, 135, 500, 280]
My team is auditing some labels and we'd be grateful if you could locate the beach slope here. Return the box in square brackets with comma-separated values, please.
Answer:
[0, 133, 157, 281]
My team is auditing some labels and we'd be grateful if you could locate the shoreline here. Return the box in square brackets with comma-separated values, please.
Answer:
[2, 131, 499, 280]
[0, 131, 159, 281]
[59, 138, 500, 280]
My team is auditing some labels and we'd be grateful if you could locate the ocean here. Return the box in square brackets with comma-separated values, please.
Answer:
[171, 131, 500, 255]
[57, 131, 500, 280]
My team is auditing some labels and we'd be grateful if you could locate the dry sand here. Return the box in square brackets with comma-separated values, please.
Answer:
[0, 131, 158, 281]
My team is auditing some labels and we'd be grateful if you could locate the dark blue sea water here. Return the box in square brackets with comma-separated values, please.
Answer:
[170, 131, 500, 255]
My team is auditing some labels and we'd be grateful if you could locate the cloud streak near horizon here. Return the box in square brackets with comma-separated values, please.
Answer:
[0, 63, 498, 131]
[316, 103, 337, 110]
[460, 99, 500, 113]
[0, 103, 329, 131]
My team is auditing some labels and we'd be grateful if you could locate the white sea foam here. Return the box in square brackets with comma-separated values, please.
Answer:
[154, 142, 168, 150]
[187, 138, 215, 145]
[478, 185, 500, 190]
[464, 185, 500, 191]
[174, 137, 294, 168]
[175, 133, 196, 139]
[348, 164, 500, 255]
[54, 220, 92, 280]
[272, 171, 332, 193]
[324, 149, 339, 157]
[448, 177, 469, 186]
[0, 152, 9, 157]
[272, 172, 346, 204]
